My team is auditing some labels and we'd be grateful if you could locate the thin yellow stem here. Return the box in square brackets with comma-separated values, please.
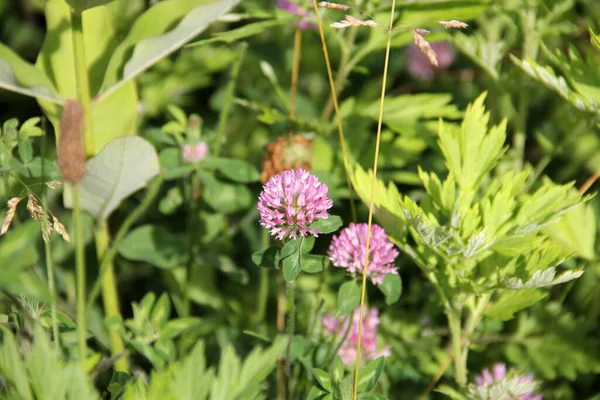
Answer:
[311, 0, 357, 222]
[352, 1, 396, 398]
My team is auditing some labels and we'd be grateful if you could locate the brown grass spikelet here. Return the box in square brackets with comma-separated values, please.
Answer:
[260, 135, 313, 183]
[26, 193, 44, 221]
[414, 28, 431, 36]
[58, 100, 86, 183]
[1, 197, 22, 236]
[412, 29, 438, 66]
[46, 181, 63, 189]
[331, 15, 378, 28]
[317, 1, 350, 10]
[438, 20, 468, 29]
[52, 215, 70, 243]
[41, 217, 52, 243]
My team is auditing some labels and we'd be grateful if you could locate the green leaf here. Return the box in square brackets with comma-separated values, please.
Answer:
[379, 274, 402, 305]
[187, 18, 291, 47]
[332, 356, 345, 385]
[281, 238, 302, 258]
[357, 357, 385, 392]
[63, 136, 160, 219]
[161, 317, 203, 339]
[251, 246, 281, 269]
[312, 368, 333, 392]
[301, 254, 329, 274]
[118, 225, 186, 269]
[282, 247, 302, 281]
[101, 0, 240, 97]
[544, 202, 596, 260]
[150, 293, 171, 328]
[37, 0, 138, 155]
[336, 281, 360, 317]
[201, 156, 260, 183]
[17, 132, 33, 164]
[66, 0, 115, 11]
[501, 267, 583, 289]
[308, 215, 343, 234]
[438, 92, 507, 191]
[202, 178, 252, 214]
[307, 386, 329, 400]
[435, 385, 468, 400]
[0, 42, 62, 104]
[485, 289, 548, 321]
[399, 0, 489, 26]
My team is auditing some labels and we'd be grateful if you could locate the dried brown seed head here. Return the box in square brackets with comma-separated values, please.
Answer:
[1, 197, 22, 236]
[331, 14, 378, 28]
[26, 193, 44, 221]
[52, 215, 70, 243]
[46, 181, 63, 189]
[261, 135, 313, 183]
[412, 29, 438, 67]
[438, 20, 468, 29]
[58, 100, 86, 183]
[317, 1, 350, 10]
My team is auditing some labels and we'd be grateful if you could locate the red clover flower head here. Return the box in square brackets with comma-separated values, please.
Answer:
[322, 307, 391, 366]
[258, 168, 333, 241]
[182, 141, 208, 163]
[475, 363, 542, 400]
[328, 223, 399, 285]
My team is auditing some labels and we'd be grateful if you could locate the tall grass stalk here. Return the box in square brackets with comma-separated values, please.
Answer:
[352, 0, 397, 397]
[311, 0, 358, 222]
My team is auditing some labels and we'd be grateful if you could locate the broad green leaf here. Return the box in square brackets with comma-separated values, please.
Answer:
[301, 254, 329, 274]
[485, 289, 548, 321]
[187, 18, 291, 47]
[37, 0, 138, 155]
[66, 0, 115, 10]
[118, 225, 185, 269]
[281, 237, 302, 259]
[336, 281, 360, 317]
[282, 247, 302, 281]
[308, 215, 343, 234]
[150, 293, 171, 328]
[357, 357, 386, 392]
[0, 42, 61, 104]
[312, 368, 332, 392]
[101, 0, 240, 97]
[379, 274, 402, 305]
[202, 178, 252, 214]
[0, 221, 40, 287]
[201, 156, 260, 183]
[63, 136, 160, 219]
[251, 246, 281, 269]
[308, 386, 329, 400]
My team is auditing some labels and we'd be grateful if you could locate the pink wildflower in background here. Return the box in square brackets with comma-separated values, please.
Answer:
[276, 0, 316, 30]
[475, 363, 543, 400]
[258, 168, 333, 240]
[322, 307, 391, 366]
[406, 40, 455, 81]
[182, 141, 208, 163]
[328, 223, 399, 285]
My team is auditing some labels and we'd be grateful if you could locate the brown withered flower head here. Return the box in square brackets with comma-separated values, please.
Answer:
[58, 100, 86, 184]
[260, 135, 313, 183]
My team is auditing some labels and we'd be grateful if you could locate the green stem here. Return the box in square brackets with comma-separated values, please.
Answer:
[286, 282, 296, 398]
[256, 229, 270, 333]
[70, 9, 94, 157]
[183, 170, 201, 317]
[214, 42, 247, 156]
[94, 220, 128, 372]
[87, 174, 164, 308]
[41, 129, 60, 351]
[72, 184, 87, 364]
[447, 307, 466, 387]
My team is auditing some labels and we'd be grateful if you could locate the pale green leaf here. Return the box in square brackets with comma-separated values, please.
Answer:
[501, 267, 583, 289]
[63, 136, 160, 219]
[484, 289, 548, 321]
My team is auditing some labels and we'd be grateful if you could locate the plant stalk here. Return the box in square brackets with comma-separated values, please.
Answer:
[352, 1, 396, 397]
[214, 42, 247, 156]
[311, 0, 358, 223]
[72, 185, 87, 364]
[256, 229, 270, 333]
[448, 307, 466, 386]
[276, 268, 286, 400]
[70, 9, 94, 156]
[94, 220, 128, 371]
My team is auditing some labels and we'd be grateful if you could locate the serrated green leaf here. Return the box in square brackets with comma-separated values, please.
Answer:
[485, 289, 548, 321]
